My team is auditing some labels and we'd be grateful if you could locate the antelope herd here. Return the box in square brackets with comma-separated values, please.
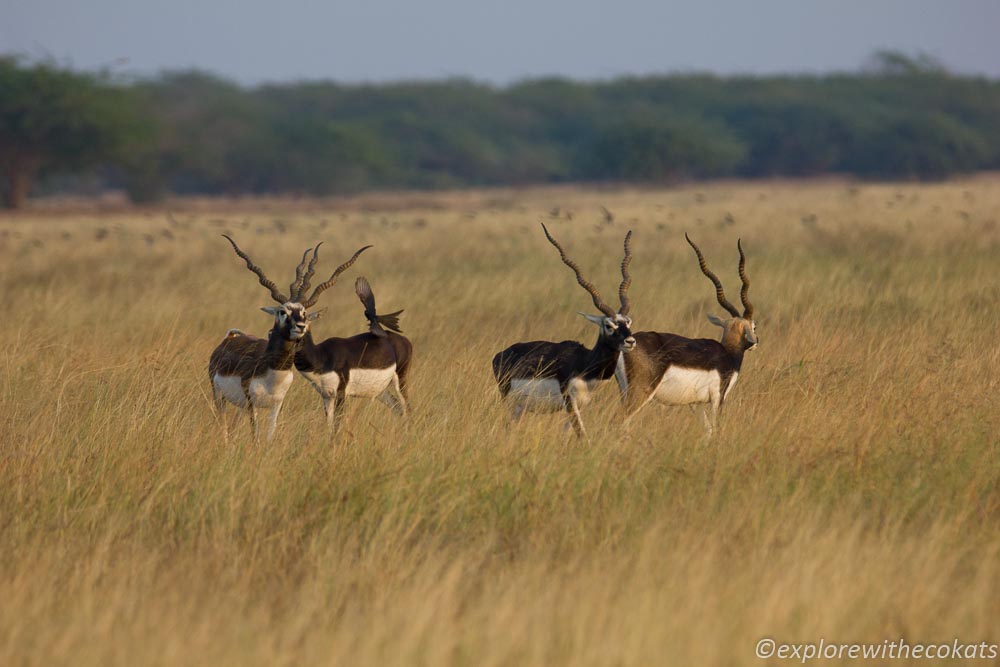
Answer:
[209, 222, 757, 441]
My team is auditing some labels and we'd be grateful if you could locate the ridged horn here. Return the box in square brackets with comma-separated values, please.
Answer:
[222, 235, 288, 304]
[288, 246, 314, 302]
[297, 242, 324, 302]
[618, 230, 633, 316]
[541, 223, 616, 318]
[685, 233, 740, 318]
[738, 238, 753, 319]
[301, 245, 373, 308]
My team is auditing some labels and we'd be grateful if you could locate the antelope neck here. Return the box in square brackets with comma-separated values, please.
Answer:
[719, 328, 749, 361]
[294, 330, 323, 371]
[583, 333, 625, 382]
[265, 325, 300, 371]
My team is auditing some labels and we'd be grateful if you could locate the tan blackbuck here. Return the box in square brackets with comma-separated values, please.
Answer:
[615, 234, 757, 436]
[208, 236, 370, 441]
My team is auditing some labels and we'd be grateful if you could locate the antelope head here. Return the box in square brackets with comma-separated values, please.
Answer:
[222, 235, 371, 341]
[685, 233, 757, 352]
[541, 223, 637, 353]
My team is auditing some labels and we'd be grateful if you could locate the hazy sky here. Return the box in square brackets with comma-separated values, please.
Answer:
[3, 1, 999, 84]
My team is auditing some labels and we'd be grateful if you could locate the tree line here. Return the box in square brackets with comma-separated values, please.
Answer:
[2, 52, 999, 208]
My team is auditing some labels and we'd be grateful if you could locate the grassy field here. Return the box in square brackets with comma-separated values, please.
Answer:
[1, 178, 998, 665]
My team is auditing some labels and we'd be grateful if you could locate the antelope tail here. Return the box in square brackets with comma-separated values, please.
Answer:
[371, 309, 404, 336]
[356, 276, 404, 337]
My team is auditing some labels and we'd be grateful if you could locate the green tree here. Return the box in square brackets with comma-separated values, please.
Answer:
[0, 56, 142, 208]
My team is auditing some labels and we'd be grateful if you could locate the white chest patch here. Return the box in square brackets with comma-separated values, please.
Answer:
[247, 369, 294, 407]
[345, 365, 396, 398]
[508, 378, 565, 412]
[299, 370, 341, 398]
[213, 374, 248, 408]
[654, 367, 721, 406]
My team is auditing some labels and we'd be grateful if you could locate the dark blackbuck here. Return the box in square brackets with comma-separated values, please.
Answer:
[294, 275, 413, 434]
[492, 224, 636, 437]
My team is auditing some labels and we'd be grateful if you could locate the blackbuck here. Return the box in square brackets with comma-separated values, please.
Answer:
[492, 224, 636, 437]
[209, 236, 370, 441]
[294, 275, 412, 434]
[616, 234, 757, 436]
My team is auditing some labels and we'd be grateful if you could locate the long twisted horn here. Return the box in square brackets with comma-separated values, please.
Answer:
[297, 242, 323, 302]
[738, 238, 753, 319]
[222, 235, 288, 304]
[288, 246, 314, 302]
[685, 233, 740, 318]
[301, 245, 373, 308]
[541, 223, 616, 318]
[618, 230, 633, 316]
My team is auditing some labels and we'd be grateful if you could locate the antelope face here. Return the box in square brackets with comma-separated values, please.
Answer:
[584, 313, 637, 352]
[262, 302, 321, 341]
[709, 314, 758, 351]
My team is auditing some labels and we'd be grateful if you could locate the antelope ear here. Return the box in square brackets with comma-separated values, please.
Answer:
[579, 312, 606, 326]
[261, 306, 281, 316]
[307, 308, 326, 321]
[707, 313, 727, 328]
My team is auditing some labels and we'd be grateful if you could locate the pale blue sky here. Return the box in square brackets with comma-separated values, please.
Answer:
[3, 0, 998, 84]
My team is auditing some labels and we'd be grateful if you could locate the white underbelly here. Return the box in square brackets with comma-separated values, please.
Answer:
[213, 374, 248, 407]
[345, 365, 396, 398]
[508, 378, 565, 412]
[247, 369, 294, 407]
[300, 369, 341, 398]
[654, 367, 720, 406]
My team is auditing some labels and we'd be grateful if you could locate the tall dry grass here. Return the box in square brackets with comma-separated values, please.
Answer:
[1, 179, 998, 665]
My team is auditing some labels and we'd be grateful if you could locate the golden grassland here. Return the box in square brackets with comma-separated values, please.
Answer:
[1, 178, 998, 665]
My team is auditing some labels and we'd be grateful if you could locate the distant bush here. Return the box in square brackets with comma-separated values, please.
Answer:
[844, 112, 990, 180]
[583, 116, 747, 181]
